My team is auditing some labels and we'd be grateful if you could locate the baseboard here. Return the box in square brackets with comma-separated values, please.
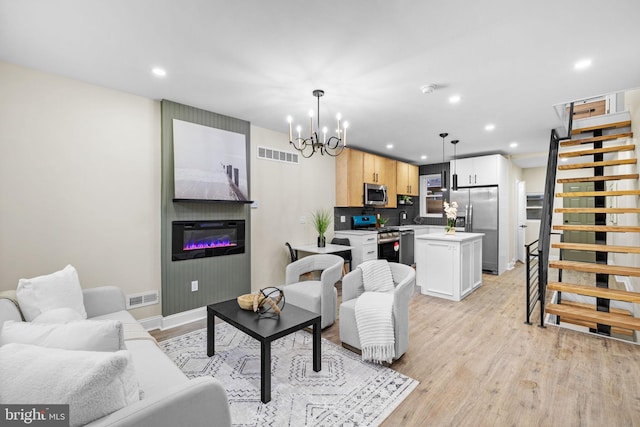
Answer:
[139, 306, 207, 331]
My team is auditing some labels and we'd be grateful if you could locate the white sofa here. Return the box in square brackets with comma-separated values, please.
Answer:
[0, 286, 231, 427]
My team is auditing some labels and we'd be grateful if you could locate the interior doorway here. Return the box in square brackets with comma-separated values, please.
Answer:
[516, 180, 527, 263]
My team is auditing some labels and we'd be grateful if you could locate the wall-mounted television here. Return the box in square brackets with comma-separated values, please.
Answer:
[172, 119, 249, 202]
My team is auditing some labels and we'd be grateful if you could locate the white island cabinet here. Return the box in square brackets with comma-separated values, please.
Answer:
[416, 232, 484, 301]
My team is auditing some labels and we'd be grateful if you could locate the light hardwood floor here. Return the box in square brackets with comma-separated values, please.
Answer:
[151, 263, 640, 426]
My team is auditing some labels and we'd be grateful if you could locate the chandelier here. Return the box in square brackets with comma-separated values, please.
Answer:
[287, 89, 348, 158]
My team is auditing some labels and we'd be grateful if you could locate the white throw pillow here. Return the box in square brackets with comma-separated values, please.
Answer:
[0, 319, 125, 351]
[359, 259, 395, 293]
[16, 265, 87, 321]
[0, 343, 139, 427]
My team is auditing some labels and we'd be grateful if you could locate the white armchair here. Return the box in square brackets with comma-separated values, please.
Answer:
[339, 262, 415, 360]
[283, 254, 344, 329]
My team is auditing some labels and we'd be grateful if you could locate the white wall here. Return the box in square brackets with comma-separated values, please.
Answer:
[0, 62, 339, 319]
[249, 126, 336, 289]
[0, 62, 162, 319]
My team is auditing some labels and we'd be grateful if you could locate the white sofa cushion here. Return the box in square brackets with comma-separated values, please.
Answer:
[0, 343, 139, 427]
[32, 307, 85, 323]
[0, 319, 125, 351]
[16, 265, 87, 321]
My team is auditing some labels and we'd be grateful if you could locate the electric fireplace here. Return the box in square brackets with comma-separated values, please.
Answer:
[172, 220, 245, 261]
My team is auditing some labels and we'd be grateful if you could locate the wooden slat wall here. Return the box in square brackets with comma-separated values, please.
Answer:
[161, 100, 251, 316]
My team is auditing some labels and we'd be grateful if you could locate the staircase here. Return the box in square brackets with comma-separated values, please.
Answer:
[544, 114, 640, 338]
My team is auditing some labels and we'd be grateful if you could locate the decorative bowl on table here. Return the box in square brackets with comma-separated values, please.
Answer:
[237, 292, 263, 310]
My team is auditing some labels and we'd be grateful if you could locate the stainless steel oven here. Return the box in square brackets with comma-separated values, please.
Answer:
[378, 230, 400, 263]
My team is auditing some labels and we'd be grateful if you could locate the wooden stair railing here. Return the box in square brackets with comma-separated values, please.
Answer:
[543, 113, 640, 337]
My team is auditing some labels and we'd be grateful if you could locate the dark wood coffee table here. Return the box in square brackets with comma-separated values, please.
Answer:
[207, 299, 321, 403]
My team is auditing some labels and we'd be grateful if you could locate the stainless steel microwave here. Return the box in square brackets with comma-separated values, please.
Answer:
[364, 183, 388, 206]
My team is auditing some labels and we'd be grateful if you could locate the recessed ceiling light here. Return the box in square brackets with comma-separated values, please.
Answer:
[449, 95, 461, 104]
[574, 59, 592, 70]
[152, 67, 167, 77]
[485, 124, 495, 131]
[421, 155, 427, 160]
[561, 157, 568, 162]
[509, 142, 518, 148]
[386, 144, 394, 149]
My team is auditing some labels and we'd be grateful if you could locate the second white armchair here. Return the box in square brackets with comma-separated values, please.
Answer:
[283, 254, 343, 329]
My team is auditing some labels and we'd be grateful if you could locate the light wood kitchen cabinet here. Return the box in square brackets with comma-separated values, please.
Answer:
[396, 161, 419, 196]
[455, 154, 501, 187]
[336, 148, 396, 208]
[363, 152, 389, 184]
[336, 148, 364, 207]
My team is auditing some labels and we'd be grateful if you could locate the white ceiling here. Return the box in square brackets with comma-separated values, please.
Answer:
[2, 0, 640, 167]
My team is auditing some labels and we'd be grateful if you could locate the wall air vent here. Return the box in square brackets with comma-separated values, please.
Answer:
[126, 291, 159, 309]
[257, 146, 299, 164]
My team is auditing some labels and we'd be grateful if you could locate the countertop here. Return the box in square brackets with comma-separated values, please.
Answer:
[334, 229, 378, 235]
[416, 232, 484, 242]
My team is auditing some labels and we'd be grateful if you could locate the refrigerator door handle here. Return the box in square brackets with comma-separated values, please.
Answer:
[468, 204, 473, 232]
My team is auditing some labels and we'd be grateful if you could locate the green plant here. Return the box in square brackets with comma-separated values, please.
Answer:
[378, 216, 389, 225]
[312, 208, 332, 236]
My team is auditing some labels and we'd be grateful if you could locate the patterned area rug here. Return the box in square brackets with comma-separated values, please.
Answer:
[160, 325, 418, 427]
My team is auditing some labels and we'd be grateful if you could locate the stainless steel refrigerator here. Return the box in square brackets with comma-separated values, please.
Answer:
[450, 186, 499, 274]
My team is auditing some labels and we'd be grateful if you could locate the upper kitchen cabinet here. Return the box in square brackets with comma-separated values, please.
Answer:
[455, 154, 504, 187]
[335, 148, 397, 208]
[363, 152, 389, 185]
[336, 148, 364, 207]
[396, 161, 419, 196]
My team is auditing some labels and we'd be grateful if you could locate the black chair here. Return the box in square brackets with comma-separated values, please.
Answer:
[285, 242, 297, 263]
[331, 237, 352, 274]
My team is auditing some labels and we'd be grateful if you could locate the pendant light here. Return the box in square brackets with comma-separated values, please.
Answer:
[451, 139, 459, 191]
[439, 133, 448, 191]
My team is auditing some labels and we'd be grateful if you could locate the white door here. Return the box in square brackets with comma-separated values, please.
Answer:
[516, 180, 527, 263]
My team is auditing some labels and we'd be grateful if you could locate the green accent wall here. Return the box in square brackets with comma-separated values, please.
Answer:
[161, 100, 251, 316]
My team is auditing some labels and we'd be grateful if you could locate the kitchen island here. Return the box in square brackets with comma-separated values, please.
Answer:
[416, 232, 484, 301]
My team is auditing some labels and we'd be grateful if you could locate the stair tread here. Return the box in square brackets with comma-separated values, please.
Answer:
[554, 224, 640, 232]
[546, 303, 640, 331]
[548, 281, 640, 303]
[552, 316, 634, 336]
[554, 207, 640, 214]
[561, 300, 632, 316]
[558, 145, 635, 157]
[560, 132, 634, 146]
[549, 260, 640, 277]
[558, 158, 637, 170]
[557, 174, 639, 183]
[555, 190, 640, 197]
[552, 242, 640, 254]
[572, 120, 632, 135]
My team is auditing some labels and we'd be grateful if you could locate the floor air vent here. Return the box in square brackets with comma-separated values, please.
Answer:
[257, 146, 299, 164]
[126, 291, 159, 309]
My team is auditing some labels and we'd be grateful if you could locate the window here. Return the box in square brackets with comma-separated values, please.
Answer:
[526, 194, 544, 220]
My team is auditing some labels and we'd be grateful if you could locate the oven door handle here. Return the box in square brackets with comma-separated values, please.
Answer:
[378, 237, 400, 244]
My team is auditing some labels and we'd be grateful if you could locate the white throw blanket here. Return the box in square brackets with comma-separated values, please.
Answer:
[355, 260, 396, 364]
